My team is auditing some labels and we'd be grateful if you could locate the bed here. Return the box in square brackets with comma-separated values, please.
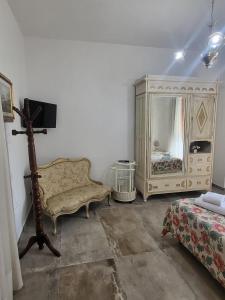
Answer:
[162, 198, 225, 288]
[151, 152, 182, 175]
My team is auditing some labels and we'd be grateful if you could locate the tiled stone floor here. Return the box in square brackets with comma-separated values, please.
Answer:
[14, 190, 225, 299]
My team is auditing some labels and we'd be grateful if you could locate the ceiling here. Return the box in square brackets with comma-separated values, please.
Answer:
[7, 0, 225, 49]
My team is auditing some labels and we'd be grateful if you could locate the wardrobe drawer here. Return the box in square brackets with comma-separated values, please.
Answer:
[188, 154, 212, 165]
[188, 164, 211, 176]
[187, 176, 211, 190]
[148, 178, 186, 193]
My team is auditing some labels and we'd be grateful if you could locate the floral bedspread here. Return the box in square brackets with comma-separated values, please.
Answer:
[162, 198, 225, 288]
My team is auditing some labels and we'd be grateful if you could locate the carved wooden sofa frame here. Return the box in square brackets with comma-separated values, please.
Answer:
[38, 158, 111, 234]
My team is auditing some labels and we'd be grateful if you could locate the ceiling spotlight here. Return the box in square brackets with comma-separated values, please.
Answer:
[174, 51, 185, 61]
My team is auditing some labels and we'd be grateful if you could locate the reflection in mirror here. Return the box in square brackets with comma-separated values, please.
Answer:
[151, 96, 184, 175]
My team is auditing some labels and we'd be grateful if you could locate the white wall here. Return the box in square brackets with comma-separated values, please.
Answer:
[25, 38, 204, 182]
[0, 0, 29, 237]
[24, 37, 225, 188]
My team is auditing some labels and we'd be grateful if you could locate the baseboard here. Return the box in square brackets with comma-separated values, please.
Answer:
[212, 183, 225, 192]
[17, 201, 32, 241]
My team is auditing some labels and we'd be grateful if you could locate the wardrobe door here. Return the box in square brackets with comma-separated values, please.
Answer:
[190, 95, 215, 140]
[150, 95, 185, 177]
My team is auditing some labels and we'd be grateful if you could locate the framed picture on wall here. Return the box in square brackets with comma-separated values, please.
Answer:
[0, 73, 14, 122]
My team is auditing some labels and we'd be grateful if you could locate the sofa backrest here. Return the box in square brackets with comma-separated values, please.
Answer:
[38, 158, 91, 202]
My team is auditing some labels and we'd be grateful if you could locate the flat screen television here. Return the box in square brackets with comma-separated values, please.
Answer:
[22, 98, 57, 128]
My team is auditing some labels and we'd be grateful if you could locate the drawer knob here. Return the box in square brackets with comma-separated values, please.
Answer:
[197, 181, 201, 185]
[188, 180, 192, 187]
[205, 179, 210, 185]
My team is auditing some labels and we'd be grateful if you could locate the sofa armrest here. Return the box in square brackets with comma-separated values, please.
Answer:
[90, 180, 112, 194]
[39, 186, 48, 210]
[90, 179, 103, 185]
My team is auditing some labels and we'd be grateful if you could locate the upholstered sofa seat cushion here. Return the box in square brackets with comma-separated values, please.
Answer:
[46, 183, 110, 215]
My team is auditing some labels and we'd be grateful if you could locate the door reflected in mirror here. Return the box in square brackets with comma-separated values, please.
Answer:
[151, 96, 185, 175]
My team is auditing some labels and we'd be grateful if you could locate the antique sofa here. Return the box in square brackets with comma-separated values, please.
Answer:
[38, 158, 111, 234]
[162, 198, 225, 288]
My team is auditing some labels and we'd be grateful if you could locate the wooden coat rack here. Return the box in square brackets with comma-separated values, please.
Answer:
[12, 103, 61, 259]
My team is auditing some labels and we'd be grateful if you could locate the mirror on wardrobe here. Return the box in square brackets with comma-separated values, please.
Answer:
[151, 95, 185, 175]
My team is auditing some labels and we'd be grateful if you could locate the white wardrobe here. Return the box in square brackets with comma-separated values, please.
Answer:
[134, 75, 218, 201]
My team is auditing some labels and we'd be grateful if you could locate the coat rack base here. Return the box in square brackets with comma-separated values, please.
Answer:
[19, 232, 61, 259]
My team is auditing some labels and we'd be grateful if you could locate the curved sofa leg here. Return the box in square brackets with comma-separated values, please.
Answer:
[85, 203, 90, 219]
[107, 193, 111, 206]
[52, 216, 57, 235]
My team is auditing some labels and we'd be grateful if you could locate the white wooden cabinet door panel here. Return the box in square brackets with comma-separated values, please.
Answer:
[190, 95, 215, 140]
[135, 95, 146, 178]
